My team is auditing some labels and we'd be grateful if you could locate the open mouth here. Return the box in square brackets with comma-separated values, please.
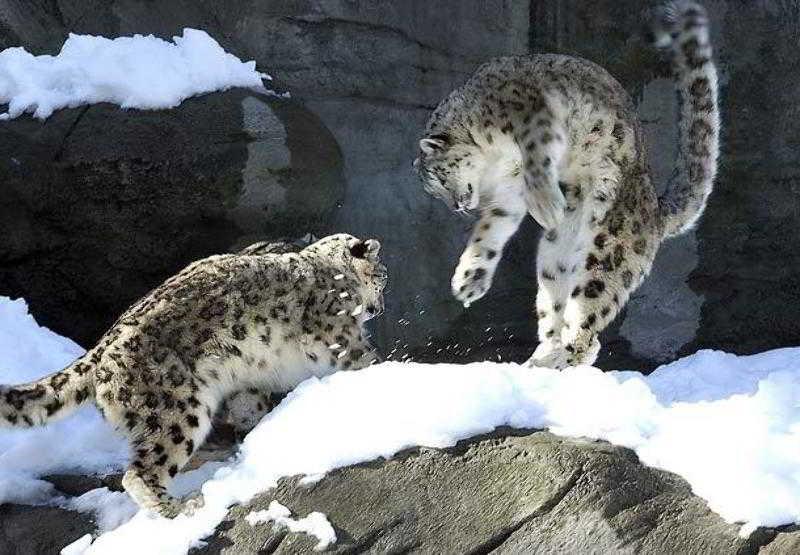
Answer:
[453, 186, 475, 212]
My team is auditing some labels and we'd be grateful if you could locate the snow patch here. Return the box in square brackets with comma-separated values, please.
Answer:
[1, 296, 798, 553]
[0, 298, 128, 506]
[246, 500, 336, 551]
[65, 489, 138, 533]
[0, 29, 269, 120]
[61, 534, 92, 555]
[81, 349, 800, 553]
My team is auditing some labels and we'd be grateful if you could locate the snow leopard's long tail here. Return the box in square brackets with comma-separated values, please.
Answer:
[0, 356, 95, 427]
[649, 1, 720, 238]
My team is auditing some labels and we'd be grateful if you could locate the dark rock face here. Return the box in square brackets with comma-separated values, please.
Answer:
[197, 430, 783, 554]
[0, 89, 344, 345]
[0, 1, 798, 365]
[0, 504, 93, 555]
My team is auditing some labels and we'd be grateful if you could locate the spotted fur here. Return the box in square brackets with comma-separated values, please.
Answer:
[0, 234, 386, 517]
[414, 2, 718, 368]
[219, 387, 285, 438]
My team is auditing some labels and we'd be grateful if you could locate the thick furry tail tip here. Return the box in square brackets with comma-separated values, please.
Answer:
[646, 1, 709, 49]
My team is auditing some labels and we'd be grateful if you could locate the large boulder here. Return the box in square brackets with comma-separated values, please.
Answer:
[198, 430, 784, 554]
[0, 89, 344, 346]
[2, 429, 797, 554]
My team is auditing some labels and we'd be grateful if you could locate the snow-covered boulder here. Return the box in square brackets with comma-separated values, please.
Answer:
[4, 431, 795, 554]
[198, 430, 788, 554]
[1, 300, 799, 554]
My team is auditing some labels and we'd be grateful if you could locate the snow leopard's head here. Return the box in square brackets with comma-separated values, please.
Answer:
[414, 132, 484, 213]
[305, 234, 387, 319]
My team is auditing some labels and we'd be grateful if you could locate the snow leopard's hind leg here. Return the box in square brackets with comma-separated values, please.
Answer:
[527, 181, 589, 369]
[533, 183, 660, 369]
[112, 372, 215, 518]
[529, 231, 572, 368]
[122, 407, 213, 517]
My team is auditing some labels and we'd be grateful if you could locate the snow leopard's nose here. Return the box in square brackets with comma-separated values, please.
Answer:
[455, 187, 473, 211]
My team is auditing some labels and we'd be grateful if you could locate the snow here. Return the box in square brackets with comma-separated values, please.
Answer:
[0, 28, 268, 120]
[65, 489, 138, 533]
[246, 500, 337, 551]
[61, 534, 92, 555]
[0, 298, 128, 506]
[1, 295, 799, 554]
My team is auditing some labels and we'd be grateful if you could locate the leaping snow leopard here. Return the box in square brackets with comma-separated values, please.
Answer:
[414, 2, 718, 369]
[0, 234, 387, 517]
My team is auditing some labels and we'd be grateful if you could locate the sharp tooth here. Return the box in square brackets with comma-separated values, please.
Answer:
[329, 343, 341, 350]
[351, 304, 364, 316]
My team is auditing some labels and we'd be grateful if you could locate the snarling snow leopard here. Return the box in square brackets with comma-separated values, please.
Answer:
[0, 234, 386, 517]
[414, 2, 718, 369]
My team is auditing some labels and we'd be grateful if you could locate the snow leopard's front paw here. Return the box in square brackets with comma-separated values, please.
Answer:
[526, 342, 570, 370]
[181, 494, 205, 516]
[451, 259, 495, 307]
[525, 187, 567, 231]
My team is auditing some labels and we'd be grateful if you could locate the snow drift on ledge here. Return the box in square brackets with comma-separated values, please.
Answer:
[0, 296, 797, 554]
[0, 29, 269, 120]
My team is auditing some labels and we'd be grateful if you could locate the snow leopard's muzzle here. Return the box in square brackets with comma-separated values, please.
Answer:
[348, 237, 387, 320]
[366, 261, 387, 319]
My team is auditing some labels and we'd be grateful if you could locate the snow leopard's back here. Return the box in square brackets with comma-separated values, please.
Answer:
[428, 54, 645, 158]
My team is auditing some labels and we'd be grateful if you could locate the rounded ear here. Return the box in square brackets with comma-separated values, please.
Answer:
[419, 139, 444, 155]
[349, 240, 368, 259]
[348, 238, 381, 260]
[419, 133, 451, 155]
[364, 239, 381, 259]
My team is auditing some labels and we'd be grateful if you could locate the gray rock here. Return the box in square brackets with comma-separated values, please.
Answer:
[43, 474, 123, 497]
[0, 504, 94, 555]
[197, 430, 780, 554]
[761, 529, 800, 554]
[0, 88, 344, 346]
[0, 431, 792, 554]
